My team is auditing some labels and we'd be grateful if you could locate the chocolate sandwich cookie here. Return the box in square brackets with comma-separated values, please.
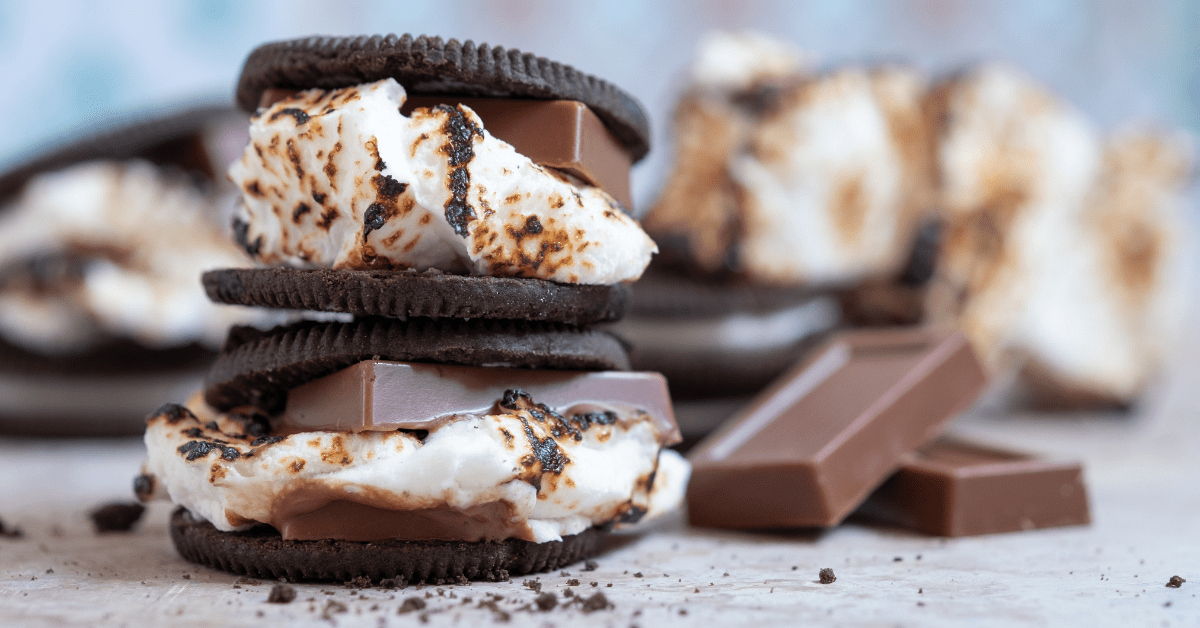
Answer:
[203, 267, 629, 325]
[0, 105, 259, 436]
[170, 507, 604, 584]
[141, 34, 687, 584]
[236, 34, 651, 162]
[205, 317, 633, 413]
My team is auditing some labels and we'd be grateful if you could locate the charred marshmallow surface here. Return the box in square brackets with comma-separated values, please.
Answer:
[143, 393, 688, 544]
[228, 79, 656, 284]
[0, 161, 264, 353]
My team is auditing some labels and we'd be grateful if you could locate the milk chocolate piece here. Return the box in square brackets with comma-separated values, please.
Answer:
[857, 438, 1090, 536]
[260, 89, 633, 208]
[281, 360, 680, 443]
[686, 328, 987, 529]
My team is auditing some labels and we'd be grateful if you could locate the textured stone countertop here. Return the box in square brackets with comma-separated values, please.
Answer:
[2, 366, 1198, 627]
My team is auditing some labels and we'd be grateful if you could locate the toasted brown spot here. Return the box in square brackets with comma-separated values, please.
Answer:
[549, 194, 565, 209]
[831, 173, 869, 245]
[209, 463, 228, 483]
[292, 202, 311, 223]
[505, 194, 522, 205]
[324, 142, 342, 191]
[320, 436, 352, 465]
[290, 459, 306, 473]
[244, 180, 265, 197]
[316, 207, 339, 230]
[285, 138, 305, 180]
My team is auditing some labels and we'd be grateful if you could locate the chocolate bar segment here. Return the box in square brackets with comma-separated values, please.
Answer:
[281, 360, 679, 443]
[260, 89, 633, 208]
[686, 328, 987, 529]
[857, 438, 1090, 536]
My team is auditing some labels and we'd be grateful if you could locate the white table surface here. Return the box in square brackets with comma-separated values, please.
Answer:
[2, 355, 1198, 627]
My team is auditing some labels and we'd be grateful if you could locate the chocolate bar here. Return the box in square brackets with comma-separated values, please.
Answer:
[857, 437, 1090, 536]
[281, 360, 679, 443]
[686, 328, 987, 529]
[260, 89, 633, 208]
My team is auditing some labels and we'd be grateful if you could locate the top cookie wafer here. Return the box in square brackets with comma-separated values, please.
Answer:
[235, 34, 650, 162]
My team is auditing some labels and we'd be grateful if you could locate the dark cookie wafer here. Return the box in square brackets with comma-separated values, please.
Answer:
[235, 34, 650, 161]
[170, 507, 604, 583]
[627, 265, 821, 319]
[203, 268, 629, 325]
[0, 104, 241, 204]
[205, 317, 631, 413]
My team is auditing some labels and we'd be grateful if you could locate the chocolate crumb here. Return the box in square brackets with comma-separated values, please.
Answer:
[819, 568, 837, 584]
[563, 588, 574, 598]
[591, 582, 598, 587]
[694, 588, 700, 593]
[894, 557, 903, 562]
[268, 583, 296, 603]
[522, 579, 542, 593]
[322, 599, 347, 618]
[535, 592, 557, 611]
[791, 566, 798, 571]
[133, 474, 156, 501]
[583, 560, 598, 571]
[579, 592, 612, 613]
[1167, 575, 1186, 588]
[89, 502, 145, 533]
[182, 574, 191, 580]
[722, 572, 729, 577]
[679, 609, 688, 616]
[633, 572, 643, 578]
[398, 597, 426, 613]
[1165, 601, 1172, 607]
[345, 575, 372, 589]
[0, 517, 23, 539]
[378, 577, 405, 589]
[566, 578, 580, 586]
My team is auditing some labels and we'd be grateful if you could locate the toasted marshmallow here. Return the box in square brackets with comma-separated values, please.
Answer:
[928, 65, 1190, 404]
[144, 394, 689, 544]
[690, 30, 813, 92]
[647, 33, 928, 285]
[0, 161, 266, 354]
[228, 79, 656, 285]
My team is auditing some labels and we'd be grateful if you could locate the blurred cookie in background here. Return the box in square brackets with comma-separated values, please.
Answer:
[0, 105, 278, 436]
[924, 65, 1192, 409]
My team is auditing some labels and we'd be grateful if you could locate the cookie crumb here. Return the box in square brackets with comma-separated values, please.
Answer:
[579, 592, 612, 613]
[398, 597, 426, 613]
[566, 578, 580, 586]
[894, 557, 903, 562]
[268, 584, 296, 604]
[89, 502, 145, 533]
[236, 577, 261, 585]
[583, 560, 598, 571]
[535, 592, 557, 611]
[633, 572, 643, 578]
[1166, 576, 1186, 588]
[345, 575, 372, 589]
[321, 599, 347, 618]
[378, 577, 405, 589]
[522, 579, 542, 593]
[819, 568, 837, 584]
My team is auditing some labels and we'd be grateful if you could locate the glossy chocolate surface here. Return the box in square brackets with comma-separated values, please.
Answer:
[857, 437, 1090, 536]
[686, 328, 987, 529]
[259, 89, 633, 209]
[280, 360, 680, 443]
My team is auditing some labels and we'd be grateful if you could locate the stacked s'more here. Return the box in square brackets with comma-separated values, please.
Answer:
[139, 35, 687, 584]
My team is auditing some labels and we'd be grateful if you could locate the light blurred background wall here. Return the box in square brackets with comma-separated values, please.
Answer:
[0, 0, 1196, 212]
